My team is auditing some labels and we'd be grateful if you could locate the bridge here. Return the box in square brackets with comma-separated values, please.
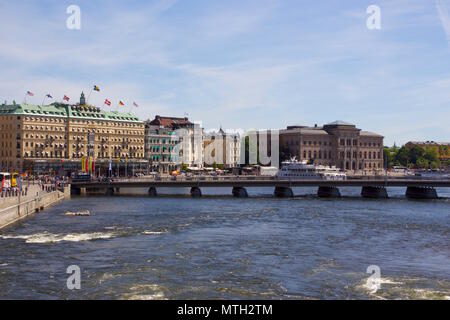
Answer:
[70, 176, 450, 199]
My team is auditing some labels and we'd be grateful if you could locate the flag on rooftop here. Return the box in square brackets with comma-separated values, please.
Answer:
[26, 91, 34, 96]
[46, 94, 53, 99]
[119, 101, 125, 106]
[133, 102, 139, 107]
[93, 85, 100, 92]
[63, 95, 70, 102]
[104, 99, 111, 106]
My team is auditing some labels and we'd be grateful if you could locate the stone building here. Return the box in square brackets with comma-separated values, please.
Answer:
[145, 115, 203, 173]
[0, 93, 145, 175]
[280, 121, 384, 172]
[405, 141, 450, 161]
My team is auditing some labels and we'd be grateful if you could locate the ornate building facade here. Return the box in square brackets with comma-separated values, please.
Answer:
[0, 93, 145, 175]
[280, 121, 384, 172]
[145, 115, 203, 173]
[202, 128, 241, 168]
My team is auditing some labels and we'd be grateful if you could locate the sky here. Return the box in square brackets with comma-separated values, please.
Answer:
[0, 0, 450, 145]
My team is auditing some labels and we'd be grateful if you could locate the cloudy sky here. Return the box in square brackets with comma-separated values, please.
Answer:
[0, 0, 449, 145]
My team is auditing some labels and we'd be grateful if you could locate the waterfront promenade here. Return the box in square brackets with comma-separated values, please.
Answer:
[0, 184, 70, 230]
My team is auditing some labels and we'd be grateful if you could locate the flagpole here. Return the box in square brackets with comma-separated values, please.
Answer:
[42, 95, 47, 106]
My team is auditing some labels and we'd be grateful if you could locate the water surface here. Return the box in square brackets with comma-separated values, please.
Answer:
[0, 187, 449, 299]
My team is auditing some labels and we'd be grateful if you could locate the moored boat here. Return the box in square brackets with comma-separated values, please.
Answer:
[278, 158, 346, 180]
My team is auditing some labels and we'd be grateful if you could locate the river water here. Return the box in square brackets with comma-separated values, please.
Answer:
[0, 187, 449, 300]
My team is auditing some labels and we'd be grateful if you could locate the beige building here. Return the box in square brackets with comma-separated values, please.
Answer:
[0, 93, 145, 175]
[280, 121, 384, 172]
[203, 128, 241, 168]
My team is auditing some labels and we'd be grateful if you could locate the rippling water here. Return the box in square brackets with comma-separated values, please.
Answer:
[0, 187, 449, 300]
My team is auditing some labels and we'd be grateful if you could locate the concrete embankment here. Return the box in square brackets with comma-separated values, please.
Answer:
[0, 185, 70, 230]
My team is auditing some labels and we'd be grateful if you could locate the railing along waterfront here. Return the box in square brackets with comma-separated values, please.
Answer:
[71, 175, 450, 187]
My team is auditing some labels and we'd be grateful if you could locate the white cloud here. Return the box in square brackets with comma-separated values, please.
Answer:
[436, 0, 450, 43]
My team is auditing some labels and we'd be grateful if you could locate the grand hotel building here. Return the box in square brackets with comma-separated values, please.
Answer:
[0, 93, 145, 175]
[280, 121, 384, 172]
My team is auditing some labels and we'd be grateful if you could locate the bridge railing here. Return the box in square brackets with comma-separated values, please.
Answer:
[72, 175, 450, 185]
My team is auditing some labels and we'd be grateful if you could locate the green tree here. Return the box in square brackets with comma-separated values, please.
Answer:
[409, 146, 425, 165]
[424, 148, 437, 162]
[383, 147, 394, 168]
[394, 146, 410, 167]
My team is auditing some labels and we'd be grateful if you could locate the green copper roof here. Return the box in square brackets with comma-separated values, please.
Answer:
[0, 102, 142, 123]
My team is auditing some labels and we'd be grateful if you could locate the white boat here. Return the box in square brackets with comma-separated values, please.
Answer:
[278, 158, 346, 180]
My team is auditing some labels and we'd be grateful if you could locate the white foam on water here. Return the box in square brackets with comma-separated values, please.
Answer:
[413, 289, 450, 300]
[0, 263, 8, 267]
[125, 293, 166, 300]
[358, 276, 404, 298]
[122, 284, 166, 300]
[98, 272, 120, 284]
[142, 230, 168, 235]
[357, 274, 450, 300]
[0, 231, 115, 244]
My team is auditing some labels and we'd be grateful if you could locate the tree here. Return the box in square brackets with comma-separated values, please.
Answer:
[424, 148, 437, 163]
[409, 146, 425, 165]
[383, 147, 394, 168]
[394, 146, 410, 167]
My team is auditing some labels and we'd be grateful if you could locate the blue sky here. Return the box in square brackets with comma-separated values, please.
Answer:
[0, 0, 450, 145]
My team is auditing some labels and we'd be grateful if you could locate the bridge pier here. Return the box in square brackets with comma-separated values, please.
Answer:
[190, 187, 202, 198]
[361, 186, 388, 199]
[232, 187, 248, 198]
[406, 186, 438, 199]
[148, 187, 157, 197]
[274, 186, 294, 198]
[318, 186, 341, 198]
[106, 187, 115, 196]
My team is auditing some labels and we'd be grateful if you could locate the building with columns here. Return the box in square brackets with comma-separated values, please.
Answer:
[280, 121, 384, 172]
[0, 93, 145, 175]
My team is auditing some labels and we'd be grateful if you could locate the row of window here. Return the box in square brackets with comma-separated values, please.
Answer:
[339, 139, 381, 147]
[301, 150, 382, 160]
[339, 151, 381, 160]
[24, 116, 143, 128]
[23, 151, 144, 159]
[25, 125, 65, 131]
[347, 162, 382, 170]
[303, 150, 333, 160]
[149, 155, 173, 162]
[148, 146, 174, 153]
[147, 138, 178, 144]
[70, 127, 142, 135]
